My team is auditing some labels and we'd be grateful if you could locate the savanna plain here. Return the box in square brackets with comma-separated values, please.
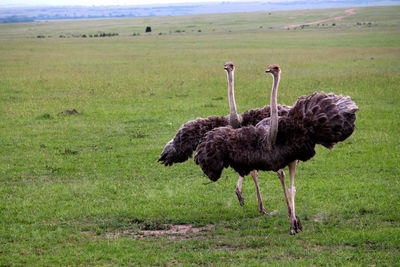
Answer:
[0, 5, 399, 266]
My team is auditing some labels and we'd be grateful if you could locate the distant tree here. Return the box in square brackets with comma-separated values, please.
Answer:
[145, 26, 152, 33]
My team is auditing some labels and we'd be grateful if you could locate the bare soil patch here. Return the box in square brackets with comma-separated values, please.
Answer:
[105, 224, 214, 240]
[58, 108, 80, 115]
[286, 8, 357, 29]
[312, 217, 322, 222]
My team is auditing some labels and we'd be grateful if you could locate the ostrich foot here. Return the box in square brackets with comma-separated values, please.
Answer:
[289, 216, 303, 235]
[258, 203, 268, 215]
[235, 187, 245, 206]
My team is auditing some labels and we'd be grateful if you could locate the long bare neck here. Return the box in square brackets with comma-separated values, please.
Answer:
[227, 70, 240, 128]
[267, 72, 280, 148]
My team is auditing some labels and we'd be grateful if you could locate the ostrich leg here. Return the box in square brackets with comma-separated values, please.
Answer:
[277, 164, 302, 235]
[288, 160, 302, 234]
[250, 170, 268, 214]
[235, 176, 245, 206]
[277, 170, 292, 217]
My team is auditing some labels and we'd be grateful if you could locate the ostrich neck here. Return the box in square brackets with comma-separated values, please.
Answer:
[268, 72, 280, 147]
[227, 70, 240, 128]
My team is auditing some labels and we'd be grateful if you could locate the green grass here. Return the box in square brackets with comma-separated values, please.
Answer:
[1, 5, 400, 266]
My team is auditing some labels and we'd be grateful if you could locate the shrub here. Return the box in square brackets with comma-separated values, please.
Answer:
[145, 26, 152, 33]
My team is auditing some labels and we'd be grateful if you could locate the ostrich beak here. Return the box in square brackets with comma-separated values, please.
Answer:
[265, 68, 271, 73]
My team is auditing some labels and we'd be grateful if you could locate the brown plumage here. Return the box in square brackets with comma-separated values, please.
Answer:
[158, 105, 291, 166]
[195, 92, 358, 180]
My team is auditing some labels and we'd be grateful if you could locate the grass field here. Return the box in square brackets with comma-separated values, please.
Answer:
[1, 5, 400, 266]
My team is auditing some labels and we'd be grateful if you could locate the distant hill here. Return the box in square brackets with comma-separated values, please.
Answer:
[0, 0, 398, 23]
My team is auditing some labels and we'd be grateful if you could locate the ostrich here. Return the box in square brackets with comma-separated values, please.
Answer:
[194, 64, 358, 234]
[158, 62, 291, 214]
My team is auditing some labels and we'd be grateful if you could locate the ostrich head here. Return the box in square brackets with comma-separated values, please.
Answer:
[265, 64, 281, 76]
[224, 62, 235, 72]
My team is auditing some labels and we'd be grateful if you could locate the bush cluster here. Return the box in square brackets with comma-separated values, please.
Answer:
[92, 32, 119, 37]
[55, 32, 119, 38]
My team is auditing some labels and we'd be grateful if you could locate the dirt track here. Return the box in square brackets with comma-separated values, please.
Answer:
[285, 8, 356, 29]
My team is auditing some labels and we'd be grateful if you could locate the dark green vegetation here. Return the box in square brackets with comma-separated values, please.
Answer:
[0, 6, 399, 266]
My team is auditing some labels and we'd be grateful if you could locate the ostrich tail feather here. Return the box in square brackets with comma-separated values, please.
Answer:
[158, 116, 229, 166]
[293, 92, 358, 149]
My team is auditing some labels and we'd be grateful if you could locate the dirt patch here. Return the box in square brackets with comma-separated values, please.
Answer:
[286, 8, 356, 29]
[212, 244, 237, 251]
[312, 217, 322, 222]
[269, 210, 279, 215]
[140, 224, 214, 235]
[58, 108, 80, 115]
[105, 224, 214, 240]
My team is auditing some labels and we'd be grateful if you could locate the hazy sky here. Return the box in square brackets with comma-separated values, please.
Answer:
[1, 0, 293, 7]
